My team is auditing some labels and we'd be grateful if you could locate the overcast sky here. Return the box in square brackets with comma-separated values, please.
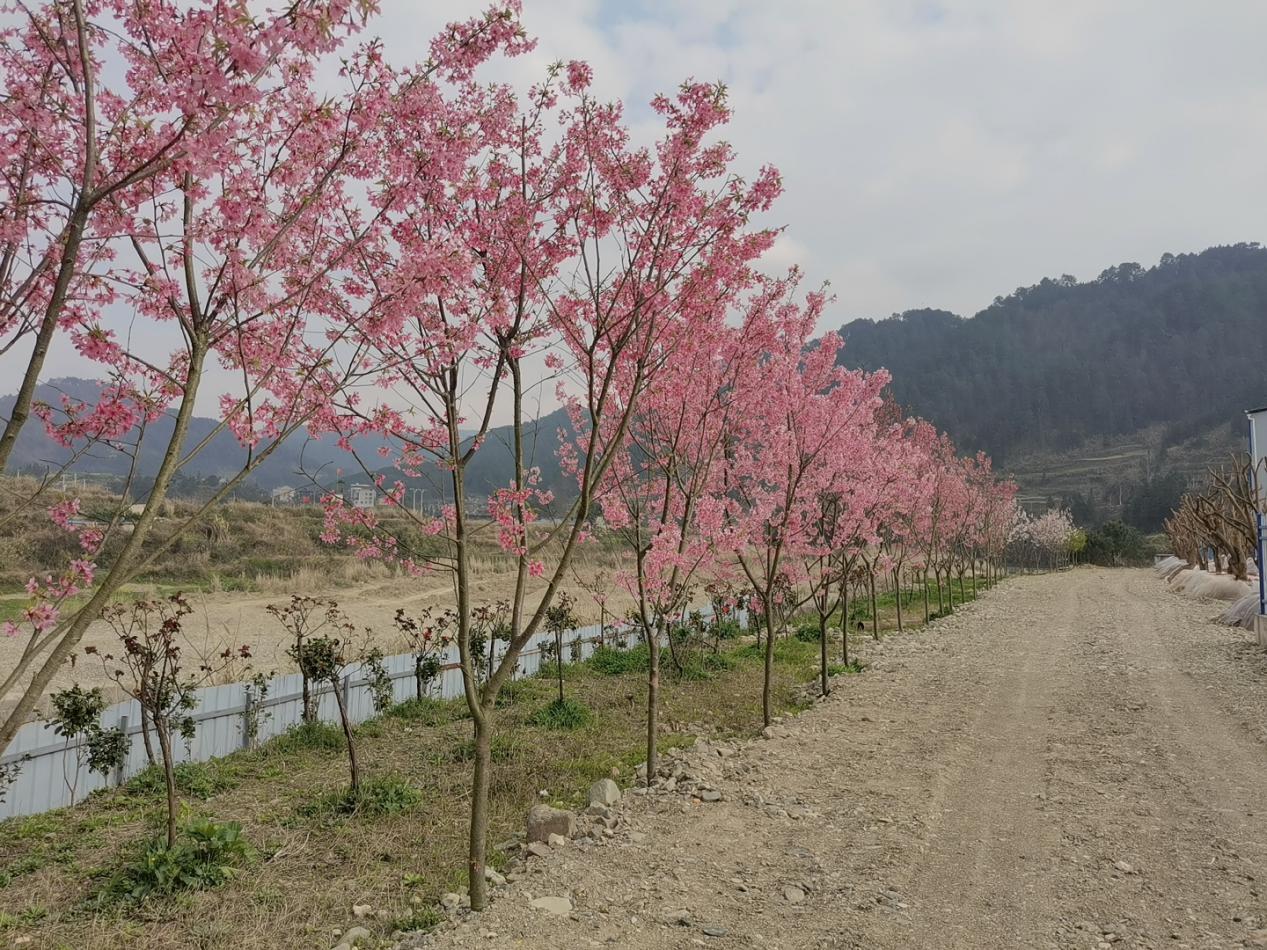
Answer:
[14, 0, 1267, 404]
[379, 0, 1267, 327]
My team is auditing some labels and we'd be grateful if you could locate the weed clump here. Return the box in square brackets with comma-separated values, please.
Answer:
[300, 777, 422, 818]
[98, 817, 251, 904]
[528, 697, 593, 730]
[588, 644, 649, 676]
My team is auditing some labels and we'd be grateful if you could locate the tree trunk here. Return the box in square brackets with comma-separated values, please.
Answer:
[646, 629, 660, 788]
[332, 678, 359, 792]
[819, 615, 830, 696]
[935, 570, 944, 612]
[893, 570, 903, 633]
[839, 582, 849, 665]
[140, 705, 157, 767]
[554, 630, 564, 704]
[868, 573, 879, 641]
[156, 719, 177, 849]
[971, 560, 978, 599]
[415, 659, 424, 701]
[468, 710, 492, 910]
[762, 599, 776, 727]
[922, 570, 930, 623]
[301, 668, 313, 724]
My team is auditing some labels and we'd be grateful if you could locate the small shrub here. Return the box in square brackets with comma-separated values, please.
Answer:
[48, 684, 129, 804]
[794, 625, 821, 643]
[100, 817, 251, 904]
[528, 697, 592, 730]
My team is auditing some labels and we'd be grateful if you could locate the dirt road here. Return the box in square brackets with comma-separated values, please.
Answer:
[426, 568, 1267, 950]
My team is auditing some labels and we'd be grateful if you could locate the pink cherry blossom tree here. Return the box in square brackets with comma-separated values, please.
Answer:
[318, 68, 780, 907]
[0, 1, 530, 749]
[599, 277, 783, 784]
[713, 282, 889, 726]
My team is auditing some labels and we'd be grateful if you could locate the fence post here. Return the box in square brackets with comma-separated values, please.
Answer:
[241, 685, 254, 751]
[114, 715, 129, 787]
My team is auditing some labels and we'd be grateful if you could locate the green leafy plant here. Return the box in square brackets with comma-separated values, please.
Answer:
[91, 594, 249, 847]
[543, 591, 578, 704]
[363, 646, 394, 714]
[392, 906, 444, 933]
[0, 757, 24, 806]
[48, 683, 129, 805]
[0, 906, 47, 930]
[394, 606, 455, 699]
[102, 817, 252, 904]
[242, 672, 272, 750]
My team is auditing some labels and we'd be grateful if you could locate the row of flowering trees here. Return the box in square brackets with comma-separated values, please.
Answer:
[1, 0, 1021, 910]
[1006, 507, 1081, 570]
[1164, 454, 1260, 579]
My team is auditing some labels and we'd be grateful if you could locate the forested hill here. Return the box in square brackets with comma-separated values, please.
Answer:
[836, 243, 1267, 464]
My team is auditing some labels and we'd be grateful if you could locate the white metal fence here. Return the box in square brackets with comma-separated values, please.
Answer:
[0, 619, 639, 821]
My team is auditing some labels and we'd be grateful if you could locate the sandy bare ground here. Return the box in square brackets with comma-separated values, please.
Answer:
[421, 568, 1267, 950]
[0, 560, 635, 716]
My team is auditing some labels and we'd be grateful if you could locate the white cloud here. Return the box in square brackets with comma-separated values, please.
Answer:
[381, 0, 1267, 331]
[13, 0, 1267, 397]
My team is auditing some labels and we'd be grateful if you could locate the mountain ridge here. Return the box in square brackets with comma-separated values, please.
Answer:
[5, 243, 1264, 528]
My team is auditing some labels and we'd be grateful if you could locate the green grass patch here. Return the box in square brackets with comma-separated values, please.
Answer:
[588, 644, 649, 676]
[125, 761, 241, 801]
[299, 778, 423, 819]
[827, 661, 865, 676]
[392, 906, 444, 933]
[385, 696, 468, 725]
[527, 697, 593, 730]
[267, 721, 346, 754]
[0, 906, 46, 929]
[445, 733, 523, 764]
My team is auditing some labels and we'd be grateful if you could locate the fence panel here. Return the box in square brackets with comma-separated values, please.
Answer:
[0, 606, 743, 821]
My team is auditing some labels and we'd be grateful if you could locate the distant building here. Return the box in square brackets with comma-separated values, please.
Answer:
[348, 484, 377, 509]
[270, 485, 297, 505]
